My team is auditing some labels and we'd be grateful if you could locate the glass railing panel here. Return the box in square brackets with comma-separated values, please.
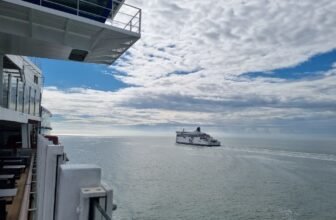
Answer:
[29, 89, 34, 115]
[21, 0, 141, 34]
[18, 82, 24, 112]
[9, 78, 17, 110]
[35, 91, 40, 116]
[1, 56, 42, 117]
[1, 75, 40, 117]
[2, 74, 9, 108]
[24, 86, 30, 114]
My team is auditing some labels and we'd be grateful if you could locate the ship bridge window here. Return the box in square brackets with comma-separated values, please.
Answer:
[23, 0, 118, 23]
[3, 56, 20, 70]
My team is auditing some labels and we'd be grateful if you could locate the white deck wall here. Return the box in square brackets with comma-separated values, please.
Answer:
[36, 135, 114, 220]
[36, 135, 65, 220]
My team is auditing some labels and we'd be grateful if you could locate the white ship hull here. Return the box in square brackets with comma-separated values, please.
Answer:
[176, 136, 220, 146]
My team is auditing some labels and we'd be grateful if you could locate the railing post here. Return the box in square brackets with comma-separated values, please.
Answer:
[33, 89, 36, 116]
[15, 78, 19, 111]
[22, 83, 26, 113]
[111, 0, 114, 17]
[77, 0, 80, 15]
[28, 86, 31, 114]
[139, 9, 142, 34]
[130, 19, 132, 32]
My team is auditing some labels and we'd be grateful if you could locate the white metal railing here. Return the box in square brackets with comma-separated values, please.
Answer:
[90, 200, 112, 220]
[23, 0, 141, 34]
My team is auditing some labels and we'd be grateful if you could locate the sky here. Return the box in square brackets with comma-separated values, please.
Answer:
[37, 0, 336, 137]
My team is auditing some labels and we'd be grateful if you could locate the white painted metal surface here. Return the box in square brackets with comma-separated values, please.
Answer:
[36, 135, 65, 220]
[55, 164, 102, 220]
[78, 183, 114, 220]
[176, 128, 221, 146]
[0, 107, 41, 122]
[80, 186, 104, 220]
[0, 0, 140, 64]
[176, 135, 220, 146]
[101, 182, 114, 218]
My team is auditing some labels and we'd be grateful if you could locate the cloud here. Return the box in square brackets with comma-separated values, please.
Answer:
[117, 0, 336, 85]
[42, 0, 336, 136]
[42, 66, 336, 135]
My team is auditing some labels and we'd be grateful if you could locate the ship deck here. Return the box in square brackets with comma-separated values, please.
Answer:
[0, 149, 34, 220]
[5, 167, 28, 220]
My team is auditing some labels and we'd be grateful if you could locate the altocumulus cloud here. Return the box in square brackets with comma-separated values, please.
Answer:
[42, 0, 336, 136]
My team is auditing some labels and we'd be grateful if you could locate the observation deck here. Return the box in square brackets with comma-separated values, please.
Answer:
[0, 0, 141, 64]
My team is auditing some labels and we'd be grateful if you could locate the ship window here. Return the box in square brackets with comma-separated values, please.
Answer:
[69, 49, 88, 61]
[34, 75, 38, 84]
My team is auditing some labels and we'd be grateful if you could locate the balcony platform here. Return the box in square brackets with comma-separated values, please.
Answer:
[0, 0, 140, 65]
[0, 107, 41, 123]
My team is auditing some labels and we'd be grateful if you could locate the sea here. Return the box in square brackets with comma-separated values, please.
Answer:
[61, 135, 336, 220]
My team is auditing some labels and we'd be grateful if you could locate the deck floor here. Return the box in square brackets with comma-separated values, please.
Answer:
[6, 167, 28, 220]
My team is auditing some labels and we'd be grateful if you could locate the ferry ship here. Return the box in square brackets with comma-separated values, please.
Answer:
[0, 0, 141, 219]
[176, 127, 221, 146]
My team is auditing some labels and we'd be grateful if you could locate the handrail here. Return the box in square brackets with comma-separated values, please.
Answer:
[123, 9, 140, 30]
[22, 0, 141, 34]
[92, 200, 112, 220]
[80, 0, 112, 11]
[18, 153, 35, 220]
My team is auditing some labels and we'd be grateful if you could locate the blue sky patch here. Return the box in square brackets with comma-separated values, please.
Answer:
[34, 58, 127, 91]
[242, 49, 336, 80]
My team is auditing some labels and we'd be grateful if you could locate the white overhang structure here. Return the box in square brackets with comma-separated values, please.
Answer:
[0, 0, 141, 65]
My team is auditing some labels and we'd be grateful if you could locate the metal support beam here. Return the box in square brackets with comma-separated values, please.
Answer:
[63, 19, 70, 45]
[29, 9, 34, 38]
[0, 54, 3, 107]
[90, 28, 106, 50]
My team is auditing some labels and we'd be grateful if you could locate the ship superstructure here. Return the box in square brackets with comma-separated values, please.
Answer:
[176, 127, 221, 146]
[0, 0, 141, 219]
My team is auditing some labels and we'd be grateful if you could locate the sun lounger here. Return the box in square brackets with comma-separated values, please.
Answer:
[0, 174, 16, 188]
[0, 188, 17, 199]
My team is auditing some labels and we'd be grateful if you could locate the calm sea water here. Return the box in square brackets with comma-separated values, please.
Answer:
[61, 136, 336, 220]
